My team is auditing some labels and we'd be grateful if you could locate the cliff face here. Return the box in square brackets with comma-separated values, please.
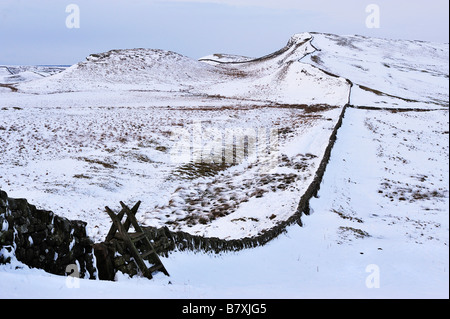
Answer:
[0, 189, 96, 279]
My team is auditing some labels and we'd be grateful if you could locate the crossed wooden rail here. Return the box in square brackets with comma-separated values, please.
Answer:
[105, 201, 169, 279]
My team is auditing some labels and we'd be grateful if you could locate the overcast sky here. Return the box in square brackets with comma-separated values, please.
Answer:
[0, 0, 448, 65]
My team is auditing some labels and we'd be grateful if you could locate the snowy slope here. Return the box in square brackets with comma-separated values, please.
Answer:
[16, 33, 350, 106]
[0, 66, 13, 79]
[199, 53, 254, 64]
[304, 32, 449, 108]
[0, 102, 344, 241]
[1, 71, 44, 84]
[0, 65, 67, 85]
[16, 49, 220, 93]
[197, 33, 350, 105]
[1, 107, 447, 299]
[1, 32, 351, 241]
[0, 31, 448, 299]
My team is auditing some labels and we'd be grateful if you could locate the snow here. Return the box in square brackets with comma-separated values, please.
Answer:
[0, 32, 448, 299]
[0, 33, 350, 242]
[304, 33, 449, 109]
[0, 65, 68, 85]
[1, 221, 8, 232]
[14, 33, 350, 106]
[199, 53, 255, 64]
[0, 103, 345, 241]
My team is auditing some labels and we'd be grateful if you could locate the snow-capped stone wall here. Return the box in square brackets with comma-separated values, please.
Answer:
[0, 189, 96, 279]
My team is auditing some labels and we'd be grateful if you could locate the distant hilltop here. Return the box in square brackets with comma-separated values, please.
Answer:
[6, 32, 449, 108]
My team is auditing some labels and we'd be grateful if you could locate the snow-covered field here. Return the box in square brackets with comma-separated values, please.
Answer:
[0, 32, 448, 298]
[0, 101, 344, 241]
[304, 32, 449, 109]
[0, 32, 350, 241]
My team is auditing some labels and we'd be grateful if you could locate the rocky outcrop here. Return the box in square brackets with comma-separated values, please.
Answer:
[0, 189, 96, 279]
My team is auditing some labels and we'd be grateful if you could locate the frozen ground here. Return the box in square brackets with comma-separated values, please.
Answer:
[0, 32, 448, 298]
[0, 100, 345, 241]
[1, 106, 447, 299]
[0, 32, 350, 241]
[304, 32, 449, 109]
[0, 65, 68, 85]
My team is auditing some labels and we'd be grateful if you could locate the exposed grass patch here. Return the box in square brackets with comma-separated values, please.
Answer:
[0, 83, 18, 92]
[79, 157, 117, 169]
[379, 178, 447, 203]
[127, 152, 154, 163]
[338, 226, 370, 239]
[331, 209, 363, 223]
[155, 145, 168, 152]
[310, 55, 323, 65]
[171, 161, 233, 180]
[73, 174, 92, 179]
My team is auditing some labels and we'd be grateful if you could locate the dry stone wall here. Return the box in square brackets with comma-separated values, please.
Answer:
[0, 189, 96, 279]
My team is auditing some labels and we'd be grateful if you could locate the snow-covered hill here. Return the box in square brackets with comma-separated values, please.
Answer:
[304, 32, 449, 108]
[0, 32, 448, 298]
[16, 33, 350, 106]
[1, 33, 353, 242]
[0, 65, 68, 85]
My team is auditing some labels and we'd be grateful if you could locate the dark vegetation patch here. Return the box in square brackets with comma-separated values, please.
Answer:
[171, 161, 233, 180]
[332, 208, 363, 223]
[79, 157, 117, 169]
